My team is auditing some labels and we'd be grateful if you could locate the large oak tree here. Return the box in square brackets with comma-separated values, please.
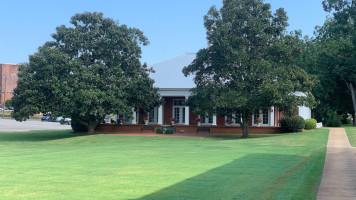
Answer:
[183, 0, 317, 138]
[319, 0, 356, 125]
[12, 12, 161, 134]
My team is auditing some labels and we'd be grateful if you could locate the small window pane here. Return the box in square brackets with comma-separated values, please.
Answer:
[208, 115, 213, 123]
[182, 108, 185, 123]
[174, 108, 180, 123]
[173, 100, 185, 106]
[254, 111, 259, 124]
[263, 110, 268, 124]
[148, 109, 155, 123]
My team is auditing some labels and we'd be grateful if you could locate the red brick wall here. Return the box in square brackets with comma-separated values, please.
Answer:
[189, 111, 198, 125]
[217, 116, 225, 126]
[138, 113, 147, 124]
[0, 64, 19, 105]
[163, 97, 173, 125]
[96, 124, 283, 134]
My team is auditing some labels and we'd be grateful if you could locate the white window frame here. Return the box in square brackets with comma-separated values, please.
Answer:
[173, 99, 186, 124]
[200, 115, 213, 125]
[225, 113, 242, 126]
[147, 107, 158, 124]
[253, 109, 270, 126]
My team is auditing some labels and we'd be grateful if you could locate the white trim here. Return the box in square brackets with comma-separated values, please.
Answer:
[131, 108, 137, 124]
[270, 106, 274, 127]
[185, 96, 190, 125]
[213, 115, 217, 126]
[185, 106, 189, 125]
[173, 99, 186, 125]
[159, 89, 191, 97]
[158, 105, 163, 125]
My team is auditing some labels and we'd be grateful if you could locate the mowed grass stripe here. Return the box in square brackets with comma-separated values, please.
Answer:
[345, 126, 356, 146]
[0, 129, 328, 199]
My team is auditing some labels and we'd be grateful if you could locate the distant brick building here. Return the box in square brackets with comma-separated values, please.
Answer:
[0, 64, 19, 105]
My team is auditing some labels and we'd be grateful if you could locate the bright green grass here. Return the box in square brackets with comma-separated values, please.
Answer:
[0, 129, 329, 200]
[345, 126, 356, 146]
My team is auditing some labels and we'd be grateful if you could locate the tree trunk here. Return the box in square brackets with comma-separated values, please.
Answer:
[349, 82, 356, 126]
[241, 111, 250, 138]
[88, 125, 95, 134]
[87, 120, 99, 134]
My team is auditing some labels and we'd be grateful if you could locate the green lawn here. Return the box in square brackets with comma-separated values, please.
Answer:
[344, 126, 356, 146]
[0, 129, 329, 200]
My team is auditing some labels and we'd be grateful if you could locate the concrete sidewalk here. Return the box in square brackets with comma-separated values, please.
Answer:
[316, 128, 356, 200]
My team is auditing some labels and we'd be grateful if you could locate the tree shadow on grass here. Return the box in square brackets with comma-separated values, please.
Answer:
[137, 153, 312, 200]
[0, 130, 81, 142]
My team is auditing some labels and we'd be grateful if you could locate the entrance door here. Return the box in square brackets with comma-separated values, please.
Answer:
[173, 99, 186, 124]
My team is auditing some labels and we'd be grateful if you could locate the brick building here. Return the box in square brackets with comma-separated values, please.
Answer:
[97, 53, 311, 134]
[0, 64, 19, 105]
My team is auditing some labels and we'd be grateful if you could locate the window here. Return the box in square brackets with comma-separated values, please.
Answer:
[225, 112, 241, 126]
[147, 107, 158, 124]
[202, 115, 213, 125]
[173, 99, 186, 124]
[123, 113, 131, 124]
[253, 109, 269, 126]
[173, 100, 185, 106]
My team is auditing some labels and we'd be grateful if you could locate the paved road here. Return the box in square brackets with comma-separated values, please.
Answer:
[316, 128, 356, 200]
[0, 119, 71, 132]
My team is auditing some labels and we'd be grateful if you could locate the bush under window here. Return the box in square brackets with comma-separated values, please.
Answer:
[280, 115, 305, 133]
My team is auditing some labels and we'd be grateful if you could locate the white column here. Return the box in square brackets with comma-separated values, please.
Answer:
[131, 108, 137, 124]
[115, 114, 118, 124]
[213, 114, 217, 126]
[158, 105, 163, 125]
[185, 96, 189, 125]
[270, 106, 274, 127]
[185, 106, 189, 125]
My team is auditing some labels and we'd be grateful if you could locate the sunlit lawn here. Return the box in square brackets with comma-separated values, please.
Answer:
[344, 126, 356, 146]
[0, 129, 329, 199]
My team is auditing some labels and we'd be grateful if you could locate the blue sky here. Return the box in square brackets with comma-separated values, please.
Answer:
[0, 0, 330, 66]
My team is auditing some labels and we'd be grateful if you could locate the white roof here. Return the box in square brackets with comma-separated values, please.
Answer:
[149, 53, 196, 89]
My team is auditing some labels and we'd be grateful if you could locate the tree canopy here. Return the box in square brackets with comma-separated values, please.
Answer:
[296, 0, 356, 125]
[12, 12, 161, 133]
[183, 0, 317, 137]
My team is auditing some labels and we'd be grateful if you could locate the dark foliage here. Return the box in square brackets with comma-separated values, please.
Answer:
[280, 116, 305, 132]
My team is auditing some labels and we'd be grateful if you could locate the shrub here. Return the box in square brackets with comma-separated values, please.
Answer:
[164, 129, 174, 134]
[156, 128, 163, 134]
[280, 115, 305, 133]
[305, 118, 317, 130]
[326, 119, 342, 127]
[71, 118, 88, 132]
